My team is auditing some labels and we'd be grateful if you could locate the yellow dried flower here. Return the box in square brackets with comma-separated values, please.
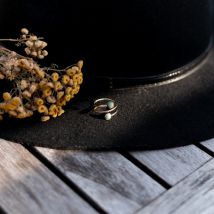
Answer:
[35, 69, 45, 78]
[35, 98, 44, 106]
[54, 81, 63, 91]
[73, 74, 79, 82]
[39, 79, 48, 88]
[38, 105, 48, 113]
[49, 104, 58, 117]
[52, 72, 59, 82]
[57, 91, 64, 100]
[66, 68, 76, 76]
[16, 106, 25, 113]
[43, 88, 52, 97]
[57, 99, 66, 106]
[3, 92, 11, 101]
[65, 87, 73, 95]
[57, 106, 65, 116]
[11, 97, 22, 106]
[0, 38, 83, 123]
[73, 86, 80, 94]
[65, 94, 72, 102]
[3, 103, 17, 111]
[62, 75, 70, 85]
[77, 75, 83, 84]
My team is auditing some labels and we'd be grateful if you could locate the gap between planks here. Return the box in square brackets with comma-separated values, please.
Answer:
[35, 142, 213, 213]
[1, 138, 214, 214]
[136, 157, 214, 214]
[0, 139, 98, 214]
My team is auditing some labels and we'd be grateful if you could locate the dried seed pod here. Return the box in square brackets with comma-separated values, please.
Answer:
[34, 40, 43, 48]
[24, 47, 31, 55]
[38, 54, 44, 59]
[22, 90, 31, 98]
[42, 50, 48, 56]
[77, 60, 83, 69]
[29, 83, 38, 94]
[30, 35, 38, 41]
[21, 34, 27, 39]
[21, 28, 29, 35]
[20, 80, 29, 90]
[41, 41, 47, 48]
[41, 115, 50, 122]
[31, 51, 37, 57]
[25, 40, 33, 48]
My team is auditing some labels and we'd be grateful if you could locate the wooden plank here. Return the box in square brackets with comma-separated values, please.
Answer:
[131, 145, 211, 186]
[0, 139, 97, 214]
[136, 158, 214, 214]
[201, 138, 214, 152]
[37, 148, 165, 214]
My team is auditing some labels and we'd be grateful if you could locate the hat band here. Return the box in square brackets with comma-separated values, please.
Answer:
[90, 37, 213, 89]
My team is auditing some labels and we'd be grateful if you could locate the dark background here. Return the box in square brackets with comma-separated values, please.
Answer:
[0, 0, 212, 81]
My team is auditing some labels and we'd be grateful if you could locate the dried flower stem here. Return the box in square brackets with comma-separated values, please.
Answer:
[0, 37, 44, 42]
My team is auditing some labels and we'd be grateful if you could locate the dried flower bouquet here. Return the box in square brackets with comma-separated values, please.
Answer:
[0, 28, 83, 122]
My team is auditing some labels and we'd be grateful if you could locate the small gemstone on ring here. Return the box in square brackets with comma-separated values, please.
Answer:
[105, 113, 112, 120]
[107, 101, 114, 109]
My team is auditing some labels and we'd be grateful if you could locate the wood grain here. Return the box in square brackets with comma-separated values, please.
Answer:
[131, 145, 211, 185]
[0, 139, 97, 214]
[136, 158, 214, 214]
[37, 148, 165, 214]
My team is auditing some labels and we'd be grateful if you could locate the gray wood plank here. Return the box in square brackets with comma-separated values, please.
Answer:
[0, 139, 97, 214]
[131, 145, 211, 186]
[201, 138, 214, 152]
[37, 148, 166, 214]
[136, 158, 214, 214]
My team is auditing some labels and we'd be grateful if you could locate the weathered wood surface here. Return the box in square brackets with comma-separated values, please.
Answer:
[201, 139, 214, 152]
[37, 148, 165, 214]
[136, 158, 214, 214]
[0, 139, 97, 214]
[131, 145, 211, 185]
[1, 137, 214, 214]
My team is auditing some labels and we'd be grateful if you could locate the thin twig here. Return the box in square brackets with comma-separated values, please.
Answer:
[0, 37, 44, 42]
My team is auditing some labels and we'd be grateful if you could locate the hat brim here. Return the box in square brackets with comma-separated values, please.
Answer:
[1, 48, 214, 150]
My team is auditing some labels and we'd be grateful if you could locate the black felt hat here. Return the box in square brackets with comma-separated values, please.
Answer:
[0, 0, 214, 150]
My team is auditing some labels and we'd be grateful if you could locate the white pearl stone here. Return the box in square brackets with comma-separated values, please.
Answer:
[105, 113, 112, 120]
[107, 101, 114, 109]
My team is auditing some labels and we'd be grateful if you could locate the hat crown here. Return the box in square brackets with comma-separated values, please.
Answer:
[0, 0, 212, 82]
